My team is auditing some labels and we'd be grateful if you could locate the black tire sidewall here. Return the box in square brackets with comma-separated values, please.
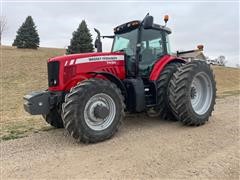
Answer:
[74, 82, 123, 139]
[43, 106, 64, 128]
[154, 62, 182, 119]
[185, 63, 216, 121]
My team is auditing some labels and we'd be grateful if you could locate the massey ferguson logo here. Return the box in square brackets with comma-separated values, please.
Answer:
[71, 55, 124, 66]
[89, 57, 101, 61]
[89, 56, 118, 61]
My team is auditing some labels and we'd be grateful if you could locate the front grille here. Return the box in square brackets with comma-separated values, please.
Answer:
[47, 61, 59, 87]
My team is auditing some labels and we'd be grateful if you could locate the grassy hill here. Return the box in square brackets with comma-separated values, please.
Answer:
[0, 46, 239, 140]
[0, 46, 65, 140]
[213, 66, 240, 97]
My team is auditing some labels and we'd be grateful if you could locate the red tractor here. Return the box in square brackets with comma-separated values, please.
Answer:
[24, 15, 216, 143]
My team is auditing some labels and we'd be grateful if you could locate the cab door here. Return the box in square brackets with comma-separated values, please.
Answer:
[139, 29, 167, 76]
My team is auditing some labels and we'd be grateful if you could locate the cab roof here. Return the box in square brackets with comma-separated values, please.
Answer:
[114, 20, 171, 34]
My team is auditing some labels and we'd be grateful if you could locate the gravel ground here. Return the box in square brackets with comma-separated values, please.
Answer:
[1, 95, 239, 179]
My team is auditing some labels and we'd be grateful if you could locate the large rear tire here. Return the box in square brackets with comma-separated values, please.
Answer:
[147, 62, 182, 119]
[168, 61, 216, 126]
[62, 79, 125, 143]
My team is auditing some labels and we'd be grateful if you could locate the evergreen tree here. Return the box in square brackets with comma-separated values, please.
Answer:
[12, 16, 40, 49]
[66, 20, 94, 54]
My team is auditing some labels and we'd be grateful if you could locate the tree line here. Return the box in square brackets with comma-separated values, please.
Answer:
[11, 16, 94, 54]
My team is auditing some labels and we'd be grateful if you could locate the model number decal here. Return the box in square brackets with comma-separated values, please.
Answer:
[107, 61, 117, 64]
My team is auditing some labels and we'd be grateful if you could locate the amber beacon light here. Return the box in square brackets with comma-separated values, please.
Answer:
[197, 45, 204, 51]
[164, 15, 169, 25]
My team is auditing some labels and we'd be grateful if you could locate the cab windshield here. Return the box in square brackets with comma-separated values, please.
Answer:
[112, 29, 138, 56]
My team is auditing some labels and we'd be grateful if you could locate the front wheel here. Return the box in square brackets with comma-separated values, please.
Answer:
[62, 79, 125, 143]
[42, 106, 64, 128]
[168, 61, 216, 126]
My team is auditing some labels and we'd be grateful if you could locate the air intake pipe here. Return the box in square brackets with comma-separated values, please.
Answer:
[94, 28, 102, 52]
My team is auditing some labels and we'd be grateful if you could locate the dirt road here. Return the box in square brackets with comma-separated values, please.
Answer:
[1, 95, 239, 179]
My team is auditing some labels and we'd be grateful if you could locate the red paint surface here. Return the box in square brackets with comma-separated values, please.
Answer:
[48, 52, 125, 91]
[48, 52, 185, 91]
[149, 55, 185, 80]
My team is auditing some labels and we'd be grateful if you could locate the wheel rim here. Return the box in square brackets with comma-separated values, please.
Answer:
[190, 72, 213, 115]
[84, 93, 116, 131]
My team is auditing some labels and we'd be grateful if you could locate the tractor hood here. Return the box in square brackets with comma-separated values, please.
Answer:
[49, 52, 124, 63]
[47, 52, 126, 91]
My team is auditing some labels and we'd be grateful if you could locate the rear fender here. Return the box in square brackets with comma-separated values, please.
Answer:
[149, 55, 186, 81]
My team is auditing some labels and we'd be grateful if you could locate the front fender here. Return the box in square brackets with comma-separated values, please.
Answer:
[88, 71, 127, 98]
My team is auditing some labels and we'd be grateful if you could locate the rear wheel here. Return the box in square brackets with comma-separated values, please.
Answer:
[62, 79, 125, 143]
[147, 62, 182, 119]
[168, 61, 216, 126]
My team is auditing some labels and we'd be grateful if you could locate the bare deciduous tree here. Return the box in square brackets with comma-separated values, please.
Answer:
[0, 16, 7, 45]
[217, 55, 226, 66]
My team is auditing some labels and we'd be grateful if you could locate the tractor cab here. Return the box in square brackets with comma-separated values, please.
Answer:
[112, 16, 172, 77]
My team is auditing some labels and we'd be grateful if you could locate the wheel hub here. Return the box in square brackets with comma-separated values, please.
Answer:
[190, 72, 213, 115]
[94, 105, 110, 119]
[190, 87, 197, 99]
[84, 93, 116, 131]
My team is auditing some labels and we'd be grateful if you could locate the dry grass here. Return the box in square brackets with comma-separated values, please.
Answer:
[0, 46, 65, 140]
[212, 66, 240, 97]
[0, 45, 239, 140]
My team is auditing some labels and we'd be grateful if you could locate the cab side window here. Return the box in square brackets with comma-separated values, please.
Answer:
[139, 29, 165, 75]
[148, 38, 164, 57]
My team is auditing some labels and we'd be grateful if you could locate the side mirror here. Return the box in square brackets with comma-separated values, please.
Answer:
[143, 15, 153, 29]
